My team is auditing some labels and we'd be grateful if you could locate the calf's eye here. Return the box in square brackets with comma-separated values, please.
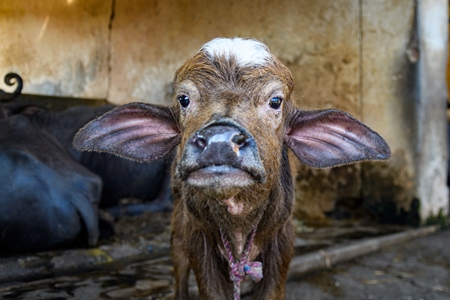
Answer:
[177, 95, 190, 108]
[269, 97, 282, 110]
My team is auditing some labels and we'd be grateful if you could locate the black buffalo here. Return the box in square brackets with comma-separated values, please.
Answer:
[0, 113, 101, 254]
[0, 103, 172, 254]
[4, 104, 172, 210]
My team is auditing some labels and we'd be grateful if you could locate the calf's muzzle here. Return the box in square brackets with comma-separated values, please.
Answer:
[177, 118, 266, 196]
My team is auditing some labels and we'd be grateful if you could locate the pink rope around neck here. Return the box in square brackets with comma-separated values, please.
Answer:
[220, 227, 263, 300]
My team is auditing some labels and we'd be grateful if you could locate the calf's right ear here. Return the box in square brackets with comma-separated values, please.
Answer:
[284, 109, 390, 168]
[73, 102, 181, 162]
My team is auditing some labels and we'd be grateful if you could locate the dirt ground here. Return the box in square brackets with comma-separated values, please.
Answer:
[0, 208, 417, 300]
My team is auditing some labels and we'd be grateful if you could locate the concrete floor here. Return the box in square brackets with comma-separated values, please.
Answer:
[0, 214, 448, 300]
[286, 228, 450, 300]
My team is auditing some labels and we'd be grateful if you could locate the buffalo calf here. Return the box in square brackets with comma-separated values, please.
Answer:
[74, 38, 390, 299]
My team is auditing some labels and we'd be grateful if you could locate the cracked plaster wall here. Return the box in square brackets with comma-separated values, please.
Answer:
[0, 0, 448, 224]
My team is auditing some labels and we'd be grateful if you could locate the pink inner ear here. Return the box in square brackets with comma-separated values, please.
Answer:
[285, 109, 390, 168]
[73, 102, 181, 162]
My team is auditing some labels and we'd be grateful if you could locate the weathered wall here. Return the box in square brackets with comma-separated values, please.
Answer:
[110, 0, 360, 109]
[415, 0, 449, 222]
[360, 0, 449, 224]
[0, 1, 111, 98]
[360, 0, 419, 223]
[0, 0, 448, 224]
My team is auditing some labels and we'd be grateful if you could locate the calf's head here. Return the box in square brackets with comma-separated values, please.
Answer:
[74, 37, 390, 217]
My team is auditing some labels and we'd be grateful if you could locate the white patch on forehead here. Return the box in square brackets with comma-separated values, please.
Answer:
[201, 37, 272, 67]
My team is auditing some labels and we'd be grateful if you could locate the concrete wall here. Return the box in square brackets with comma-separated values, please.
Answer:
[359, 0, 449, 224]
[415, 0, 449, 222]
[360, 1, 420, 223]
[0, 1, 111, 98]
[0, 0, 447, 224]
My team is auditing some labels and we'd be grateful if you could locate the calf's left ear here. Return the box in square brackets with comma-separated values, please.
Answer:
[73, 102, 181, 162]
[285, 109, 390, 168]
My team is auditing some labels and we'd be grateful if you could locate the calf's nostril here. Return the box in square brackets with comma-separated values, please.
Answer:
[194, 134, 208, 150]
[192, 125, 250, 153]
[231, 133, 247, 148]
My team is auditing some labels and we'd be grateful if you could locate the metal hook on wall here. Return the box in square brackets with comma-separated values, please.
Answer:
[0, 73, 23, 102]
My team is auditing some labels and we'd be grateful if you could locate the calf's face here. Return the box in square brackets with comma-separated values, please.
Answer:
[172, 40, 295, 207]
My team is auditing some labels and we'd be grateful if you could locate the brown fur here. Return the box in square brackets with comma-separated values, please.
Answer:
[171, 49, 296, 299]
